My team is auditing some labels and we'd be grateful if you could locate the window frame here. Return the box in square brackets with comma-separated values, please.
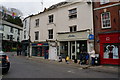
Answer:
[35, 31, 39, 40]
[24, 20, 27, 29]
[35, 19, 39, 27]
[48, 15, 54, 23]
[48, 29, 53, 39]
[101, 12, 111, 29]
[68, 8, 77, 19]
[69, 25, 77, 32]
[24, 30, 26, 39]
[10, 27, 14, 33]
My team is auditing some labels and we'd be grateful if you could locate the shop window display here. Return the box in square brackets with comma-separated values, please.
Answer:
[104, 43, 119, 59]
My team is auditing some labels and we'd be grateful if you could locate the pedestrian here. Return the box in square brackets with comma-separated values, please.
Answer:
[19, 48, 22, 56]
[17, 48, 19, 56]
[66, 55, 70, 64]
[89, 49, 95, 66]
[85, 52, 89, 65]
[79, 53, 83, 65]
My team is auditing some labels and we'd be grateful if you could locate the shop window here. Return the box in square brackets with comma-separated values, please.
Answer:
[100, 0, 109, 4]
[70, 25, 77, 32]
[48, 15, 54, 23]
[48, 29, 53, 39]
[35, 19, 39, 27]
[69, 8, 77, 19]
[35, 31, 39, 40]
[103, 43, 119, 59]
[101, 12, 111, 28]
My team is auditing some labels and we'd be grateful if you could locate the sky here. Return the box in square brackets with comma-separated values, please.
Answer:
[0, 0, 65, 18]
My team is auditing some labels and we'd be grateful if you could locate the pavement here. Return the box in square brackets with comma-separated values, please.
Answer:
[7, 52, 120, 74]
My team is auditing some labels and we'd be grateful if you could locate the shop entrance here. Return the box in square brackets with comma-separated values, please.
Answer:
[71, 42, 75, 60]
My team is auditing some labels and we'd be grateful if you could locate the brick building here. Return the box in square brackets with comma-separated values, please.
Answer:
[93, 1, 120, 65]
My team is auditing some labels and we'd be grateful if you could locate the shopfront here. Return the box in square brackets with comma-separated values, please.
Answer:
[32, 42, 49, 58]
[99, 32, 120, 65]
[57, 30, 94, 60]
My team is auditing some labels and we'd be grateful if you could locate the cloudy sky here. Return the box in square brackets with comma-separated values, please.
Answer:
[0, 0, 65, 17]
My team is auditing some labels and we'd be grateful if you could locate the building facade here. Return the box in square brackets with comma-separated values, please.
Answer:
[22, 16, 32, 56]
[93, 1, 120, 65]
[29, 1, 94, 60]
[0, 6, 23, 52]
[0, 20, 23, 52]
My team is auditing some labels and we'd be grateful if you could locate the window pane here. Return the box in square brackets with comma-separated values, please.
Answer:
[104, 43, 119, 59]
[48, 29, 53, 39]
[102, 12, 111, 28]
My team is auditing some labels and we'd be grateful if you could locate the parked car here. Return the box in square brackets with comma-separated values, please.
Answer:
[0, 51, 10, 74]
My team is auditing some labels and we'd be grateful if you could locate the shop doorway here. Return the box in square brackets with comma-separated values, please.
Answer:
[71, 42, 75, 60]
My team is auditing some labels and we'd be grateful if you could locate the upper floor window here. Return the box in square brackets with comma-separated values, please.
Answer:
[48, 29, 53, 39]
[35, 19, 39, 27]
[18, 29, 20, 35]
[17, 36, 20, 42]
[0, 25, 4, 31]
[24, 31, 26, 39]
[35, 31, 39, 40]
[100, 0, 109, 4]
[10, 27, 14, 33]
[101, 12, 111, 28]
[10, 35, 13, 41]
[70, 25, 77, 32]
[24, 20, 27, 29]
[7, 34, 10, 39]
[48, 15, 54, 23]
[69, 8, 77, 19]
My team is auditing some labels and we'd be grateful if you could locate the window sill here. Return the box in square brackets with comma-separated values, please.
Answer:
[69, 18, 77, 20]
[101, 27, 111, 30]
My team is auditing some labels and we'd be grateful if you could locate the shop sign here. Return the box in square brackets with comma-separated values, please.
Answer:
[106, 37, 110, 41]
[68, 35, 75, 37]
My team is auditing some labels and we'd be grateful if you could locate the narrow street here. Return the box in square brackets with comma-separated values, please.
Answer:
[1, 52, 118, 79]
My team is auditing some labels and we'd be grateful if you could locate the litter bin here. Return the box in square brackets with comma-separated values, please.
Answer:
[94, 54, 100, 65]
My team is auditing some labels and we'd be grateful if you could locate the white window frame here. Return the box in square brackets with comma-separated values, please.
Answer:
[69, 25, 77, 32]
[24, 20, 27, 29]
[69, 8, 77, 19]
[48, 29, 53, 39]
[48, 15, 54, 23]
[101, 12, 111, 29]
[35, 31, 39, 40]
[24, 30, 26, 39]
[35, 19, 39, 27]
[100, 0, 109, 5]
